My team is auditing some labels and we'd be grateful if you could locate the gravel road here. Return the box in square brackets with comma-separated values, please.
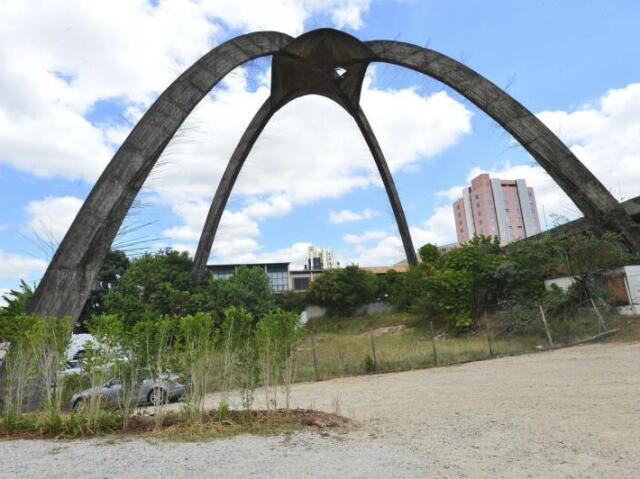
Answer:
[2, 342, 639, 478]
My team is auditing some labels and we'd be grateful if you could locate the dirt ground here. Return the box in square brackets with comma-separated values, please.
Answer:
[1, 342, 639, 478]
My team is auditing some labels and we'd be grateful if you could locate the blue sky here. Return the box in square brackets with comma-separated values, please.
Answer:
[1, 0, 640, 297]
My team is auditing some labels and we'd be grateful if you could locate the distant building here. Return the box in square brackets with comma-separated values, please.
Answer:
[289, 268, 324, 292]
[207, 262, 290, 293]
[306, 245, 338, 270]
[452, 173, 541, 244]
[437, 242, 459, 254]
[361, 260, 409, 275]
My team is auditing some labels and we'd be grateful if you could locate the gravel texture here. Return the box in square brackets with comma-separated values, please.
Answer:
[2, 342, 639, 478]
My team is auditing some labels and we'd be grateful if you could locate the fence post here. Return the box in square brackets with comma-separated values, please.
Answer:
[310, 335, 319, 381]
[537, 304, 554, 348]
[369, 332, 378, 371]
[487, 334, 495, 358]
[589, 297, 607, 333]
[429, 321, 438, 367]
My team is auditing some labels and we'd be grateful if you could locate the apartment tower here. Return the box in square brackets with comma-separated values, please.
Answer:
[453, 173, 541, 244]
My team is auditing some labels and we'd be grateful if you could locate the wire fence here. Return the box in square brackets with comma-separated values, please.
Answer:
[294, 300, 626, 383]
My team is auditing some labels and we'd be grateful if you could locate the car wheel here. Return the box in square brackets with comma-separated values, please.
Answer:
[148, 387, 167, 406]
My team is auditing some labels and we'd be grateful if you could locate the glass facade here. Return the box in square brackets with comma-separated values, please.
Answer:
[207, 263, 291, 293]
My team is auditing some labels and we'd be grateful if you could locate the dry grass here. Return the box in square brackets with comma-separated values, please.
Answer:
[297, 310, 640, 382]
[296, 327, 540, 382]
[0, 408, 350, 441]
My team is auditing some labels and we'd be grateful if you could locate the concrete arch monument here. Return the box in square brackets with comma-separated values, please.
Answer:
[28, 29, 640, 321]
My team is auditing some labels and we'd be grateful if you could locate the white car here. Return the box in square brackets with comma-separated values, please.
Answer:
[65, 334, 99, 361]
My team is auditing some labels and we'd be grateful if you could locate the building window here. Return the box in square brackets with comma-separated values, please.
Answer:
[293, 277, 310, 291]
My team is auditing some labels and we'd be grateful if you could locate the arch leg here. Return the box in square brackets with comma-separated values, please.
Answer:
[193, 98, 419, 280]
[28, 32, 293, 321]
[351, 106, 418, 266]
[193, 97, 279, 282]
[367, 40, 640, 253]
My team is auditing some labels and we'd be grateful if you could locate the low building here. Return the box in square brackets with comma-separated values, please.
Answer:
[289, 268, 324, 292]
[207, 262, 290, 293]
[544, 265, 640, 315]
[361, 260, 409, 275]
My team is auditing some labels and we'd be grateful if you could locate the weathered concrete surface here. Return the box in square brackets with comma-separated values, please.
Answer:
[367, 39, 640, 253]
[29, 29, 640, 322]
[530, 195, 640, 240]
[27, 32, 293, 321]
[193, 99, 418, 280]
[194, 30, 418, 279]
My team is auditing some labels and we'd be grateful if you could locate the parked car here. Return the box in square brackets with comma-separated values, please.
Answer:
[65, 334, 100, 361]
[69, 373, 187, 410]
[58, 359, 84, 378]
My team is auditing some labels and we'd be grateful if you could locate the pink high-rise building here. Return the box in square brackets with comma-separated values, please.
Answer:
[452, 173, 541, 244]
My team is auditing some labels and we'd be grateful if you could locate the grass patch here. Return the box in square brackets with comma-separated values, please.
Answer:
[0, 409, 350, 441]
[298, 310, 640, 382]
[295, 327, 541, 382]
[606, 316, 640, 343]
[306, 312, 421, 335]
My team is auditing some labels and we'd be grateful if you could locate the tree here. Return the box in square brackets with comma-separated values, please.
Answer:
[307, 265, 377, 315]
[103, 249, 194, 325]
[0, 281, 34, 343]
[188, 266, 275, 324]
[443, 236, 508, 322]
[555, 233, 630, 300]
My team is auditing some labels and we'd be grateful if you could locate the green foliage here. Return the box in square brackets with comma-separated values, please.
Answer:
[1, 315, 73, 424]
[102, 252, 276, 328]
[255, 310, 303, 367]
[418, 243, 442, 266]
[376, 269, 402, 301]
[274, 291, 309, 313]
[363, 354, 375, 372]
[209, 267, 275, 322]
[307, 265, 377, 315]
[0, 281, 34, 343]
[103, 249, 194, 326]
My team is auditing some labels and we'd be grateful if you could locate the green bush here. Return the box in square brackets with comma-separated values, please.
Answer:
[307, 265, 377, 316]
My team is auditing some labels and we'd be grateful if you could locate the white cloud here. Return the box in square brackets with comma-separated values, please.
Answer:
[537, 82, 640, 205]
[0, 1, 472, 275]
[0, 0, 374, 182]
[343, 230, 388, 243]
[345, 203, 460, 267]
[446, 82, 640, 233]
[411, 206, 458, 247]
[329, 208, 379, 224]
[25, 196, 84, 243]
[155, 67, 472, 260]
[198, 0, 371, 34]
[436, 185, 465, 202]
[0, 250, 47, 281]
[351, 235, 405, 266]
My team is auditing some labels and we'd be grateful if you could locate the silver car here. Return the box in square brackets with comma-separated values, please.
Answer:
[69, 373, 187, 410]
